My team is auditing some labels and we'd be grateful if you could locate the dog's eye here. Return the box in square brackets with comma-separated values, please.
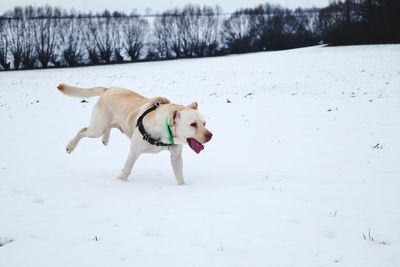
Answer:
[190, 122, 197, 128]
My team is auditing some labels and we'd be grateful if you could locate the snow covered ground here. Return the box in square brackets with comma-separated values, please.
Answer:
[0, 45, 399, 266]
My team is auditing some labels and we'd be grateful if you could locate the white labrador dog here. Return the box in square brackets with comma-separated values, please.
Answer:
[57, 84, 212, 185]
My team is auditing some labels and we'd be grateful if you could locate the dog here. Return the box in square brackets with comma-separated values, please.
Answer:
[57, 84, 212, 185]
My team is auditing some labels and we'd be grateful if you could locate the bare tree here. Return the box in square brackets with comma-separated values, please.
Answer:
[122, 16, 149, 61]
[21, 7, 37, 69]
[152, 12, 175, 59]
[34, 6, 59, 68]
[6, 7, 24, 69]
[190, 5, 220, 57]
[85, 11, 121, 63]
[84, 17, 99, 64]
[60, 17, 83, 66]
[221, 12, 253, 53]
[0, 20, 10, 70]
[112, 15, 125, 63]
[152, 5, 221, 59]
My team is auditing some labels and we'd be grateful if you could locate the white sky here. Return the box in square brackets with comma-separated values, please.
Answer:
[0, 0, 331, 14]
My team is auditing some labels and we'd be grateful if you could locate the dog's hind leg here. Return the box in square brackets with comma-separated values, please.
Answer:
[66, 104, 110, 153]
[66, 125, 106, 153]
[102, 127, 111, 146]
[102, 123, 122, 146]
[66, 127, 87, 153]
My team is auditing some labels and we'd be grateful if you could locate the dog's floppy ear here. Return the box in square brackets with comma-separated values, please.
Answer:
[188, 102, 198, 110]
[169, 110, 181, 127]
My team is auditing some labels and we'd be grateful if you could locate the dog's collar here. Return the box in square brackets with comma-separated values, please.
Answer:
[165, 116, 174, 144]
[136, 102, 174, 147]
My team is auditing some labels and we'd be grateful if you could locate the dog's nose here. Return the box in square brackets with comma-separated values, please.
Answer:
[204, 131, 213, 141]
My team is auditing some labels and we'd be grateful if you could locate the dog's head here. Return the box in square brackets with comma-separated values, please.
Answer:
[169, 102, 212, 154]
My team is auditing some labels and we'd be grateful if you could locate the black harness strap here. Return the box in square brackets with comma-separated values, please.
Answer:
[136, 102, 173, 147]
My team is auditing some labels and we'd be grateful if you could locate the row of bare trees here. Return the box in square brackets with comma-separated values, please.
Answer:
[1, 1, 399, 70]
[221, 4, 318, 53]
[0, 4, 320, 70]
[1, 6, 63, 69]
[150, 6, 222, 59]
[317, 0, 400, 45]
[0, 6, 149, 70]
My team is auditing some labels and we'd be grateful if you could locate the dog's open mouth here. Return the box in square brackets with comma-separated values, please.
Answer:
[187, 138, 204, 154]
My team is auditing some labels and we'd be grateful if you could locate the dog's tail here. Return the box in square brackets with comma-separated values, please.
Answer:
[57, 83, 107, 98]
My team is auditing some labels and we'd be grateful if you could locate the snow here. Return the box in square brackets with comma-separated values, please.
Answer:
[1, 44, 400, 266]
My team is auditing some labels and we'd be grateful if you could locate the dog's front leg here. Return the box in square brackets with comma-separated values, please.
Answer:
[117, 140, 142, 181]
[170, 145, 184, 185]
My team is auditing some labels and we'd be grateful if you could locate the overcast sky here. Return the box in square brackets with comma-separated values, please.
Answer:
[0, 0, 331, 14]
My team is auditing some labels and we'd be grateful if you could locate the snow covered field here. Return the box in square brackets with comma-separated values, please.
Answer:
[0, 45, 399, 266]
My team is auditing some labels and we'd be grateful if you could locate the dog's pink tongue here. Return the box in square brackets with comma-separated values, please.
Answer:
[188, 138, 204, 154]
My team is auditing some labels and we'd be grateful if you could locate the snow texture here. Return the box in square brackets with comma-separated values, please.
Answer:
[0, 45, 399, 266]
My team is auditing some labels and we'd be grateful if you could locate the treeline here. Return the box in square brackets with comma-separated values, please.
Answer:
[0, 0, 399, 70]
[0, 7, 151, 70]
[318, 0, 400, 45]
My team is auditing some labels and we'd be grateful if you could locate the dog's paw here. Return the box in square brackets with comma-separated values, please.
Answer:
[102, 131, 110, 146]
[66, 144, 75, 154]
[102, 138, 109, 146]
[116, 172, 129, 181]
[176, 179, 185, 185]
[66, 140, 78, 153]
